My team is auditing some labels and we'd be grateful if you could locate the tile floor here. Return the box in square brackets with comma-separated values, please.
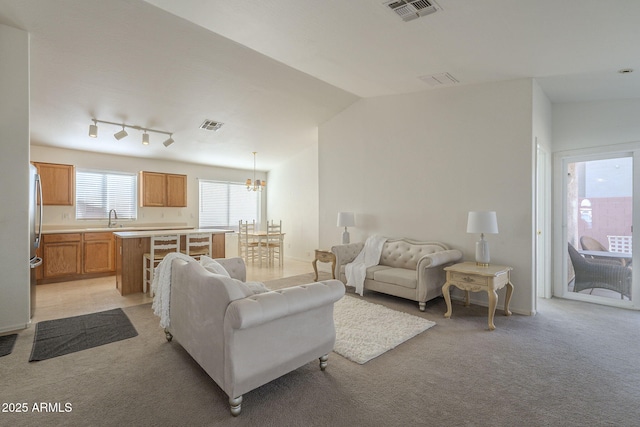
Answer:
[33, 258, 317, 322]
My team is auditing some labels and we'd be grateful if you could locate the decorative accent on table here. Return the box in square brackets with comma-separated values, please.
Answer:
[337, 211, 355, 244]
[467, 211, 499, 267]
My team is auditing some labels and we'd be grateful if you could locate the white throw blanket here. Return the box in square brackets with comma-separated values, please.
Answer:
[151, 252, 196, 328]
[345, 235, 387, 296]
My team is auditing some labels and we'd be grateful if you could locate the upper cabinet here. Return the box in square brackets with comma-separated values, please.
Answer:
[33, 162, 74, 206]
[166, 174, 187, 207]
[139, 171, 187, 207]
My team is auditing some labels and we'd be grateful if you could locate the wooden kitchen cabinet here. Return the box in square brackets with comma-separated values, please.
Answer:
[83, 232, 115, 274]
[41, 233, 82, 279]
[166, 173, 187, 207]
[33, 162, 74, 206]
[140, 171, 166, 207]
[140, 171, 187, 207]
[37, 231, 115, 284]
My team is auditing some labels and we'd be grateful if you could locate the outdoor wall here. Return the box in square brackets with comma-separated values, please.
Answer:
[578, 197, 632, 249]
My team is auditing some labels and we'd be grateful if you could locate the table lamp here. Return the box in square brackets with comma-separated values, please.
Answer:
[337, 212, 355, 244]
[467, 211, 498, 267]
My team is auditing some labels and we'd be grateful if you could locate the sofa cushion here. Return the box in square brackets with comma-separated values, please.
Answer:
[380, 241, 446, 270]
[372, 267, 417, 289]
[365, 264, 392, 280]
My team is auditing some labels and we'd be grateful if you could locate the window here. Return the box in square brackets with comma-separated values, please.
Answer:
[199, 180, 260, 229]
[76, 169, 137, 220]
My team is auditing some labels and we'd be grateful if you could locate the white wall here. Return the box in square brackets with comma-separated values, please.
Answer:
[553, 99, 640, 152]
[266, 143, 319, 261]
[532, 79, 553, 305]
[30, 145, 266, 230]
[0, 25, 31, 332]
[319, 78, 536, 314]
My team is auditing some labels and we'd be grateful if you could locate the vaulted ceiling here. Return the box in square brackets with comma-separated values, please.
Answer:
[1, 0, 639, 170]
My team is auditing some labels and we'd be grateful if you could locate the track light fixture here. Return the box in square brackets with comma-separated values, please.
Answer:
[114, 126, 128, 140]
[88, 118, 174, 147]
[89, 119, 98, 138]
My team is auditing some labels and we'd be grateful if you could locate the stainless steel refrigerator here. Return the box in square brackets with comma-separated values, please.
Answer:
[29, 164, 43, 318]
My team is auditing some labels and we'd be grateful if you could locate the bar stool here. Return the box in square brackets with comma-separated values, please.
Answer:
[182, 232, 212, 260]
[143, 234, 180, 296]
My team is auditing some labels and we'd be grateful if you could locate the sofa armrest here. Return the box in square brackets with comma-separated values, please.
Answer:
[214, 257, 246, 282]
[225, 280, 345, 330]
[417, 249, 463, 270]
[331, 242, 364, 278]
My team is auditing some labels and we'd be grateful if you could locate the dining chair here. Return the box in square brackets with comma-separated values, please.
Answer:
[238, 220, 259, 263]
[183, 232, 213, 260]
[263, 220, 283, 267]
[143, 234, 180, 296]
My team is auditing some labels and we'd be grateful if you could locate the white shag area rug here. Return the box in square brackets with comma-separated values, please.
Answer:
[333, 296, 436, 364]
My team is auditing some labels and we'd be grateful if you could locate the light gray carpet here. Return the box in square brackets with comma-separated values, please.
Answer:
[2, 272, 640, 426]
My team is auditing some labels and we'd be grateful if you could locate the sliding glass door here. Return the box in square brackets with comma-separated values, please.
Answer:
[557, 148, 638, 308]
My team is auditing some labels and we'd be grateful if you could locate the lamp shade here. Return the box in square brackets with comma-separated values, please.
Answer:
[337, 212, 355, 228]
[467, 211, 498, 234]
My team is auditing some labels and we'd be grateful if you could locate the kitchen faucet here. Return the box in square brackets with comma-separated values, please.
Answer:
[108, 209, 118, 228]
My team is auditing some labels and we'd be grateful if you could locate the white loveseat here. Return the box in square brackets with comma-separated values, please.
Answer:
[331, 238, 462, 311]
[165, 257, 345, 416]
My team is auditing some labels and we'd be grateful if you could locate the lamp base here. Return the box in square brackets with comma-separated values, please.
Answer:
[342, 229, 350, 244]
[475, 237, 490, 267]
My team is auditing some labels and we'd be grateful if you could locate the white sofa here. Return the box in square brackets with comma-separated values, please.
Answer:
[331, 238, 462, 311]
[165, 257, 345, 416]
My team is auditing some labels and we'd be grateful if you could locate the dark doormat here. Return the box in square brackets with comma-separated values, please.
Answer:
[29, 308, 138, 362]
[0, 334, 18, 357]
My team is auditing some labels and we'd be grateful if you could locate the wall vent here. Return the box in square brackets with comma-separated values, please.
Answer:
[383, 0, 439, 22]
[418, 72, 459, 87]
[199, 120, 224, 131]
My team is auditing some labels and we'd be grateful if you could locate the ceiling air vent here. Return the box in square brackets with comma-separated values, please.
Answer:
[418, 72, 459, 87]
[199, 120, 224, 131]
[383, 0, 439, 22]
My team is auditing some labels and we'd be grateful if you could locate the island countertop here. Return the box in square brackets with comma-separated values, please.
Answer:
[113, 228, 233, 238]
[114, 228, 231, 295]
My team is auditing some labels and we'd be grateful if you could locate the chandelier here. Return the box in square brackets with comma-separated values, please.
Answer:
[246, 152, 266, 192]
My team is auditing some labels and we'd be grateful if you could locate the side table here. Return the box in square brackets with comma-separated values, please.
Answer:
[313, 249, 336, 281]
[442, 262, 514, 330]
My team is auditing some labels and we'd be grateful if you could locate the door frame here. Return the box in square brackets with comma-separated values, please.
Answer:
[553, 142, 640, 309]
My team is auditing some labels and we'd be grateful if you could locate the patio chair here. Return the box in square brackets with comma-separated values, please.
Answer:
[568, 243, 631, 300]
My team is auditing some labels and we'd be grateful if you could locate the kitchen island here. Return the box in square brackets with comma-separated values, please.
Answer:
[114, 229, 232, 295]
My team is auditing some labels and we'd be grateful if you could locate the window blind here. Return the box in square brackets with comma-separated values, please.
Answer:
[199, 180, 260, 229]
[76, 169, 137, 220]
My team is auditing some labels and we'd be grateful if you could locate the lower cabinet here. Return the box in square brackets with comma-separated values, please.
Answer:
[83, 232, 115, 274]
[38, 232, 115, 284]
[42, 233, 82, 279]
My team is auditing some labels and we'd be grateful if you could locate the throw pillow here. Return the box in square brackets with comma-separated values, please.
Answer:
[200, 256, 231, 277]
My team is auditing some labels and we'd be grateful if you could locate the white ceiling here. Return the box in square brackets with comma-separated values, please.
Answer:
[2, 0, 640, 170]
